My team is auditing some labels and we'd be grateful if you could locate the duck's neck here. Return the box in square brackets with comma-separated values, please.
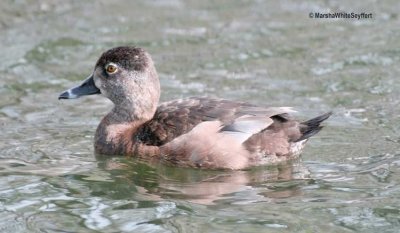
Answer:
[94, 61, 161, 155]
[94, 104, 156, 155]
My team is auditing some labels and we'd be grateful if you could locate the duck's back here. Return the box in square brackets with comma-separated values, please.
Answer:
[137, 97, 302, 145]
[135, 97, 330, 169]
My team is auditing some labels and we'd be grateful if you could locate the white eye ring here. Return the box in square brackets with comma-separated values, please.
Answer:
[105, 63, 118, 74]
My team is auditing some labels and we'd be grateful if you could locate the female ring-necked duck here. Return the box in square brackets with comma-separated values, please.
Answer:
[59, 46, 331, 170]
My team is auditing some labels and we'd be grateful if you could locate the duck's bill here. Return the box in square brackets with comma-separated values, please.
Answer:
[58, 75, 100, 100]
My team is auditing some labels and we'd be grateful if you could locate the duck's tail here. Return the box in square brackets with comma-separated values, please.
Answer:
[295, 112, 332, 142]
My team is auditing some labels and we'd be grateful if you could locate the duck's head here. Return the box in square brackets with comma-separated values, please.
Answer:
[59, 46, 160, 119]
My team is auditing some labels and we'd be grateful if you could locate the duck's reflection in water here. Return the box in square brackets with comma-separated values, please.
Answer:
[95, 155, 311, 205]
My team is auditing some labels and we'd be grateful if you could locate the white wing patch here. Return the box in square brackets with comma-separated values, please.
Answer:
[221, 115, 273, 143]
[220, 107, 296, 144]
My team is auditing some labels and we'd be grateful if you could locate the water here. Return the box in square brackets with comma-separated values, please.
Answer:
[1, 0, 400, 232]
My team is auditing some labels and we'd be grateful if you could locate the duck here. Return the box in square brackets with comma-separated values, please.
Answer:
[59, 46, 332, 170]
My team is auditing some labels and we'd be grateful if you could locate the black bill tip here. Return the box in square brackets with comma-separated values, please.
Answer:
[58, 90, 76, 100]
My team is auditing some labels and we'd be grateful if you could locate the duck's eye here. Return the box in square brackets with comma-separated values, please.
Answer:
[105, 64, 118, 74]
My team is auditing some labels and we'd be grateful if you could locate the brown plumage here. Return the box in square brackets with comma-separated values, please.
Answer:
[59, 46, 332, 170]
